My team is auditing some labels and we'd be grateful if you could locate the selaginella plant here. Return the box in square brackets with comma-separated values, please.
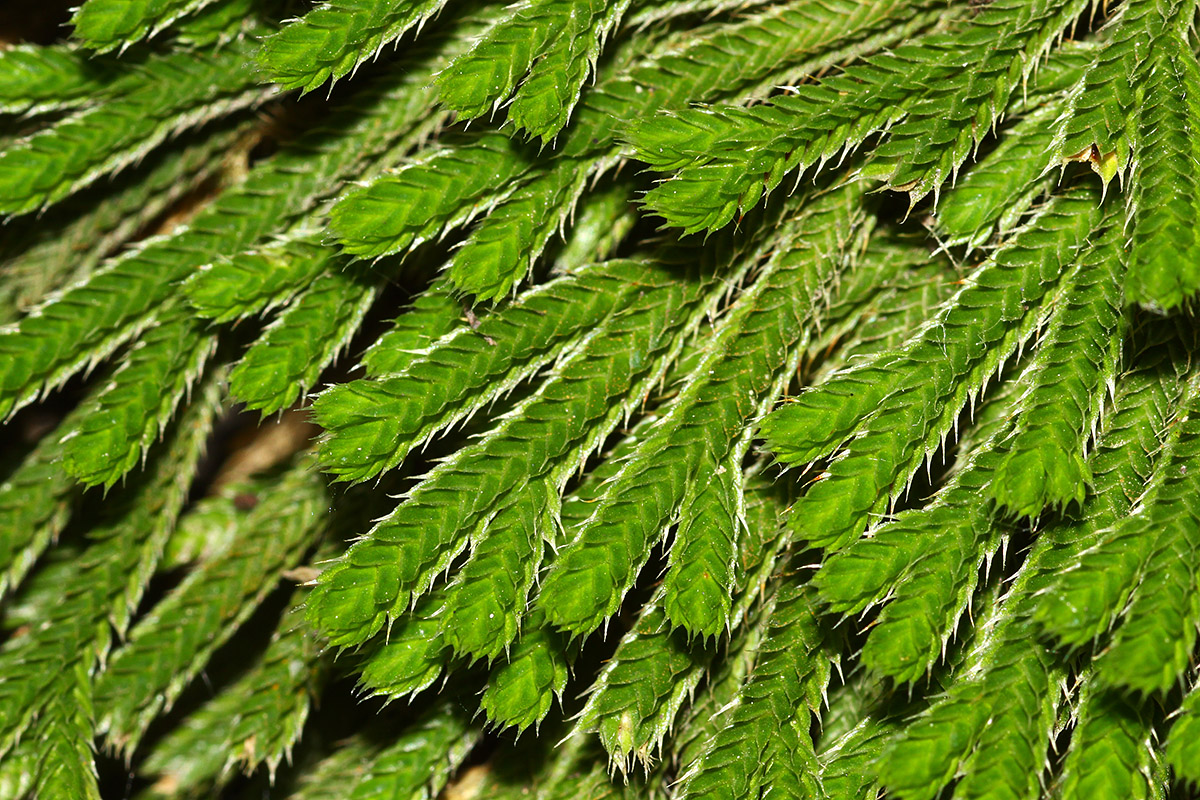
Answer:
[1, 0, 1199, 796]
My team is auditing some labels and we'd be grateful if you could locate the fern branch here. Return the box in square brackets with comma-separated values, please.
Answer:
[0, 376, 220, 761]
[1126, 30, 1200, 309]
[93, 463, 328, 754]
[763, 188, 1102, 552]
[307, 259, 721, 648]
[674, 581, 830, 800]
[0, 71, 436, 421]
[539, 187, 866, 639]
[314, 258, 655, 484]
[0, 44, 116, 116]
[70, 0, 224, 53]
[59, 301, 216, 488]
[0, 40, 270, 216]
[229, 265, 378, 415]
[258, 0, 451, 93]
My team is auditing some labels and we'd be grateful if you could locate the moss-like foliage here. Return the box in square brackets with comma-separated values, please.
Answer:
[1, 0, 1199, 797]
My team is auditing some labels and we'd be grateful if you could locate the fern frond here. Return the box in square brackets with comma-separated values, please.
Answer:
[0, 409, 82, 599]
[1034, 324, 1192, 647]
[629, 3, 1089, 233]
[442, 156, 603, 300]
[307, 262, 718, 647]
[0, 40, 269, 216]
[1167, 679, 1200, 786]
[763, 188, 1101, 551]
[358, 282, 466, 378]
[575, 474, 788, 769]
[141, 601, 327, 790]
[575, 0, 942, 161]
[479, 609, 570, 732]
[1089, 405, 1200, 694]
[229, 266, 378, 415]
[540, 187, 865, 638]
[70, 0, 223, 53]
[989, 223, 1125, 518]
[314, 258, 654, 484]
[1126, 30, 1200, 310]
[0, 376, 220, 763]
[1047, 0, 1192, 184]
[0, 123, 246, 324]
[93, 463, 328, 754]
[172, 0, 262, 46]
[674, 581, 829, 800]
[356, 590, 450, 699]
[439, 480, 556, 661]
[0, 73, 432, 421]
[258, 0, 450, 93]
[184, 229, 336, 324]
[1055, 688, 1163, 800]
[0, 44, 116, 116]
[346, 700, 481, 800]
[330, 132, 533, 263]
[59, 303, 215, 488]
[878, 323, 1188, 800]
[934, 103, 1059, 249]
[501, 0, 635, 142]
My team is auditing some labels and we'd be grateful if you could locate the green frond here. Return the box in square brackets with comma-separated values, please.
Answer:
[435, 0, 572, 122]
[141, 602, 327, 791]
[577, 477, 790, 771]
[344, 701, 481, 800]
[330, 132, 534, 263]
[0, 123, 247, 324]
[595, 0, 947, 164]
[356, 590, 450, 699]
[479, 610, 570, 732]
[314, 258, 652, 483]
[184, 229, 336, 324]
[505, 0, 634, 142]
[358, 282, 467, 378]
[60, 304, 215, 488]
[861, 0, 1091, 205]
[172, 0, 262, 46]
[1034, 324, 1192, 647]
[6, 1, 1200, 795]
[1089, 399, 1200, 694]
[764, 188, 1101, 551]
[0, 377, 220, 762]
[989, 223, 1125, 519]
[442, 157, 603, 300]
[1167, 680, 1200, 786]
[228, 266, 378, 415]
[0, 73, 431, 421]
[540, 187, 865, 638]
[70, 0, 223, 53]
[257, 0, 450, 93]
[673, 581, 829, 800]
[1055, 688, 1163, 800]
[1047, 0, 1192, 184]
[0, 409, 81, 600]
[0, 41, 269, 217]
[629, 2, 1088, 233]
[1126, 30, 1200, 310]
[0, 44, 116, 116]
[934, 104, 1059, 249]
[93, 463, 327, 754]
[307, 262, 716, 647]
[439, 480, 556, 661]
[878, 322, 1189, 800]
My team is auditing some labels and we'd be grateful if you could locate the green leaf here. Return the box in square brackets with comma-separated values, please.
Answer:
[71, 0, 224, 52]
[258, 0, 451, 93]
